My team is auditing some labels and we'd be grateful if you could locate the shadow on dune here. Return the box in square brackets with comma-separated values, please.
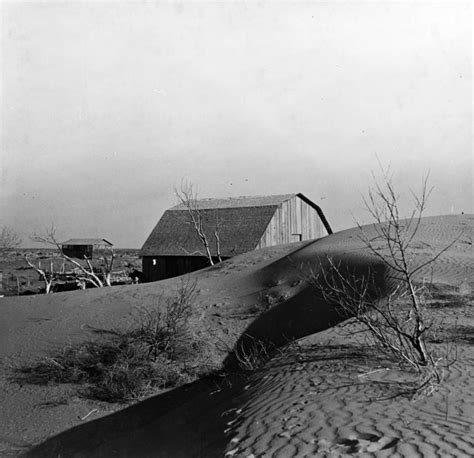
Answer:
[223, 247, 390, 369]
[25, 374, 245, 458]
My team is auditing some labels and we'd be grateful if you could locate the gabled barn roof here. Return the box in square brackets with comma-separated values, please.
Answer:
[140, 193, 330, 258]
[169, 194, 296, 211]
[140, 207, 277, 257]
[61, 238, 113, 246]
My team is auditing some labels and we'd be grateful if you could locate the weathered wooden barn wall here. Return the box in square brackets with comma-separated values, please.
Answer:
[256, 195, 325, 249]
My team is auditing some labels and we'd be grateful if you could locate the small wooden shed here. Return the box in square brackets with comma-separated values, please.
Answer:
[61, 238, 113, 259]
[140, 193, 332, 282]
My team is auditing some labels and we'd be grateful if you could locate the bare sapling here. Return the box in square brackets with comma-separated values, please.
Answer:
[310, 169, 458, 390]
[0, 228, 55, 294]
[175, 181, 222, 265]
[0, 226, 22, 256]
[0, 226, 23, 293]
[213, 211, 223, 263]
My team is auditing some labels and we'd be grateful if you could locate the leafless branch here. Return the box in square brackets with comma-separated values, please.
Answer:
[31, 225, 105, 288]
[0, 226, 22, 255]
[306, 169, 460, 392]
[25, 256, 54, 294]
[175, 181, 223, 266]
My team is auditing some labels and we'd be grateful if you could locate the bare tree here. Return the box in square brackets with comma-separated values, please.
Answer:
[213, 211, 223, 263]
[30, 225, 114, 288]
[99, 247, 116, 287]
[25, 257, 55, 294]
[175, 182, 222, 265]
[0, 226, 22, 256]
[0, 226, 23, 294]
[102, 247, 116, 286]
[309, 169, 458, 388]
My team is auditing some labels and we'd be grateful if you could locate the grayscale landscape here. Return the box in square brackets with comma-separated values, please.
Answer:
[0, 2, 472, 457]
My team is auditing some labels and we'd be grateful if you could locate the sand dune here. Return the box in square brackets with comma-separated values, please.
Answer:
[0, 215, 472, 456]
[220, 325, 474, 457]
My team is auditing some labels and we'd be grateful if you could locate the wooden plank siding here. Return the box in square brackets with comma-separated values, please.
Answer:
[256, 196, 325, 249]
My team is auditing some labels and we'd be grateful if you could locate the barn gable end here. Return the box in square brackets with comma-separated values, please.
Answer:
[256, 194, 330, 249]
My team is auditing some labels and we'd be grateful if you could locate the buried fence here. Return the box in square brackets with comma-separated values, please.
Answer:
[0, 268, 139, 296]
[0, 270, 33, 296]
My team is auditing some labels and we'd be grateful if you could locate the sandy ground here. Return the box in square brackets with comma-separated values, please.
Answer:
[0, 214, 472, 457]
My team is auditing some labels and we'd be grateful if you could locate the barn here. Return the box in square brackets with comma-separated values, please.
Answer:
[140, 193, 332, 282]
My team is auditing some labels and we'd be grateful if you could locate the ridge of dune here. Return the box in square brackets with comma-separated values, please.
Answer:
[0, 214, 472, 456]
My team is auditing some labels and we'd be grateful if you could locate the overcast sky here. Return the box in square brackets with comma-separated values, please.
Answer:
[1, 1, 472, 248]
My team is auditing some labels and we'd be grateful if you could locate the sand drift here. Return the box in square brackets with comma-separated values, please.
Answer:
[2, 215, 471, 457]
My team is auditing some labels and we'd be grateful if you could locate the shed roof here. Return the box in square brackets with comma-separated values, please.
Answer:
[140, 193, 331, 258]
[61, 238, 113, 247]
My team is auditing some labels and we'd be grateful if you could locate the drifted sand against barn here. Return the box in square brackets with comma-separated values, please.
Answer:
[0, 215, 472, 457]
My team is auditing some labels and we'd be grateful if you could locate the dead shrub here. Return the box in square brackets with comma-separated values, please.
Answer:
[307, 170, 461, 395]
[12, 279, 200, 403]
